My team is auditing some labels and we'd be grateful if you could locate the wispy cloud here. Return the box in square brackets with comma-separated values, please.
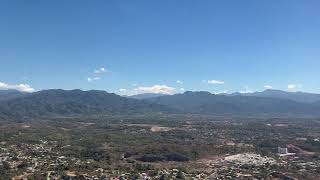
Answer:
[87, 67, 109, 82]
[87, 77, 101, 82]
[288, 84, 302, 91]
[94, 67, 107, 74]
[213, 90, 229, 94]
[207, 80, 225, 84]
[238, 85, 253, 94]
[264, 85, 273, 89]
[176, 80, 183, 84]
[0, 82, 35, 93]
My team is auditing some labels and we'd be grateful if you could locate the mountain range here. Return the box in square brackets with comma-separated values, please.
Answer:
[127, 93, 166, 99]
[0, 89, 26, 102]
[0, 89, 319, 118]
[147, 91, 320, 116]
[231, 89, 320, 103]
[0, 89, 174, 118]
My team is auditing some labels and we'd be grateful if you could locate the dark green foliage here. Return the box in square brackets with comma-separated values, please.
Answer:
[176, 170, 186, 179]
[128, 93, 165, 99]
[1, 89, 320, 119]
[136, 153, 189, 162]
[238, 89, 320, 103]
[0, 89, 175, 118]
[147, 91, 320, 117]
[159, 174, 169, 180]
[136, 155, 165, 162]
[165, 153, 189, 162]
[0, 90, 27, 101]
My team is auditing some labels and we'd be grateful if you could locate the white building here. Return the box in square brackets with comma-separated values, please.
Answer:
[277, 147, 296, 157]
[278, 147, 288, 154]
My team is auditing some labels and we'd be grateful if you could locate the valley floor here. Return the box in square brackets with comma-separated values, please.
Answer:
[1, 114, 320, 179]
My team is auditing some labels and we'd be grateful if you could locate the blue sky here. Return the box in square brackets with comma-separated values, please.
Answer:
[0, 0, 320, 94]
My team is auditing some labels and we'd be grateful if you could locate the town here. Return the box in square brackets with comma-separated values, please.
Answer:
[1, 115, 320, 179]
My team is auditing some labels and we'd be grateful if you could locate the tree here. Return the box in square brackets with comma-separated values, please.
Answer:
[176, 170, 186, 179]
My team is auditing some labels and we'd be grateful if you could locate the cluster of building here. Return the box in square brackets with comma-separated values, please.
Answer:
[200, 153, 280, 179]
[198, 151, 317, 179]
[224, 153, 277, 166]
[0, 140, 88, 179]
[1, 138, 319, 179]
[0, 140, 211, 179]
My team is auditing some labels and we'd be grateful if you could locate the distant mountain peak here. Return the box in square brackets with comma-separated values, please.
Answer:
[234, 89, 320, 103]
[146, 90, 320, 117]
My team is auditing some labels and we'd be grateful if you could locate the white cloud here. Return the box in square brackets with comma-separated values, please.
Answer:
[134, 85, 175, 95]
[116, 85, 176, 96]
[116, 89, 128, 96]
[87, 77, 101, 82]
[88, 67, 108, 82]
[94, 67, 107, 74]
[213, 90, 229, 94]
[264, 85, 273, 89]
[239, 90, 253, 94]
[0, 82, 35, 93]
[288, 84, 296, 89]
[288, 84, 302, 91]
[207, 80, 225, 84]
[176, 80, 183, 84]
[180, 88, 185, 91]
